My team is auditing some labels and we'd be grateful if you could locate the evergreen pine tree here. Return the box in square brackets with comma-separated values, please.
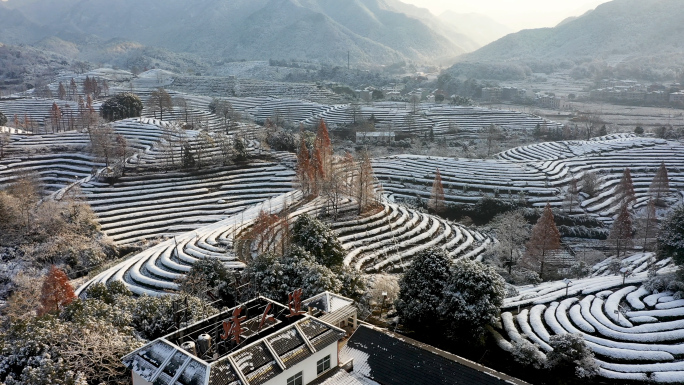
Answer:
[291, 214, 346, 268]
[233, 137, 247, 162]
[440, 258, 505, 341]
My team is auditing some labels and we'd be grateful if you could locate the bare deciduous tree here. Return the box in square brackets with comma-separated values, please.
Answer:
[490, 210, 530, 274]
[147, 88, 174, 120]
[90, 125, 117, 167]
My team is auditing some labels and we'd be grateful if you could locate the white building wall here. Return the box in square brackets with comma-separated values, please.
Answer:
[262, 342, 339, 385]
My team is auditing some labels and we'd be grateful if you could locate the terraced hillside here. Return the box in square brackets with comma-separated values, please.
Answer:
[77, 193, 492, 296]
[82, 162, 295, 244]
[492, 254, 683, 383]
[332, 202, 490, 273]
[0, 118, 172, 194]
[169, 76, 341, 104]
[302, 103, 564, 138]
[375, 135, 684, 223]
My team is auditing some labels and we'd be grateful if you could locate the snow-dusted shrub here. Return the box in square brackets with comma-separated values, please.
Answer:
[658, 205, 684, 264]
[510, 339, 546, 369]
[546, 334, 599, 379]
[441, 258, 506, 340]
[505, 284, 520, 298]
[644, 273, 676, 293]
[84, 281, 132, 304]
[291, 214, 346, 268]
[266, 129, 297, 152]
[395, 247, 451, 331]
[243, 246, 344, 303]
[1, 298, 144, 385]
[177, 257, 235, 304]
[504, 267, 542, 285]
[118, 294, 219, 341]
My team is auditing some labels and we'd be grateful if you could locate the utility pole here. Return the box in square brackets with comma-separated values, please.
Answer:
[348, 51, 350, 70]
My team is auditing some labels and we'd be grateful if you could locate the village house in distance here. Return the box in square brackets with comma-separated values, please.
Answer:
[123, 291, 528, 385]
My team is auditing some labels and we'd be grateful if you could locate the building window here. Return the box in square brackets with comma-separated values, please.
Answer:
[287, 372, 303, 385]
[317, 355, 331, 375]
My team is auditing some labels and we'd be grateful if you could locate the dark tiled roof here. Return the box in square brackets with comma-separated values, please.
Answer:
[233, 342, 273, 375]
[298, 318, 330, 340]
[311, 329, 345, 351]
[267, 327, 305, 356]
[341, 326, 529, 385]
[207, 361, 240, 385]
[245, 360, 282, 385]
[280, 344, 312, 368]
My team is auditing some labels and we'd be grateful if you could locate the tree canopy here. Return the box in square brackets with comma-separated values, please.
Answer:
[525, 203, 561, 280]
[0, 110, 7, 126]
[441, 258, 505, 340]
[146, 88, 173, 121]
[658, 205, 684, 265]
[291, 213, 346, 268]
[38, 266, 76, 316]
[100, 93, 143, 122]
[546, 334, 599, 379]
[395, 247, 452, 331]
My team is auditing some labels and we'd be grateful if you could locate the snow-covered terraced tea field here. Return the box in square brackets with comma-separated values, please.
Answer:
[493, 256, 684, 383]
[299, 102, 563, 137]
[77, 191, 304, 296]
[168, 75, 341, 103]
[81, 162, 295, 244]
[375, 135, 684, 223]
[0, 119, 172, 193]
[331, 201, 491, 273]
[77, 192, 493, 296]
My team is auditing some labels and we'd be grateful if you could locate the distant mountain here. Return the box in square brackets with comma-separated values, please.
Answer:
[0, 3, 48, 44]
[1, 0, 473, 65]
[460, 0, 684, 63]
[382, 0, 481, 52]
[438, 11, 512, 48]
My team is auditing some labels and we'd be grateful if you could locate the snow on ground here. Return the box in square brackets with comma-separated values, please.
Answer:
[495, 255, 684, 383]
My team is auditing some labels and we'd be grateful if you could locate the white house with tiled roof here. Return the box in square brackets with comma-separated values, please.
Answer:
[123, 295, 347, 385]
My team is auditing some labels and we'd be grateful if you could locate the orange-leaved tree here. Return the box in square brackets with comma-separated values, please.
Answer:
[428, 168, 445, 213]
[609, 202, 633, 259]
[525, 203, 561, 280]
[314, 119, 332, 176]
[649, 162, 669, 206]
[616, 167, 636, 206]
[38, 265, 76, 316]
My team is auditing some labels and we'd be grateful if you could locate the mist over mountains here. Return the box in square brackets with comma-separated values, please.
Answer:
[461, 0, 684, 63]
[0, 0, 490, 66]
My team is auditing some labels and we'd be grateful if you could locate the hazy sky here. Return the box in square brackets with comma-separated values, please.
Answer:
[401, 0, 612, 31]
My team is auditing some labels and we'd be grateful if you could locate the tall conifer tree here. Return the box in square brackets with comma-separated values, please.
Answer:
[525, 203, 561, 280]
